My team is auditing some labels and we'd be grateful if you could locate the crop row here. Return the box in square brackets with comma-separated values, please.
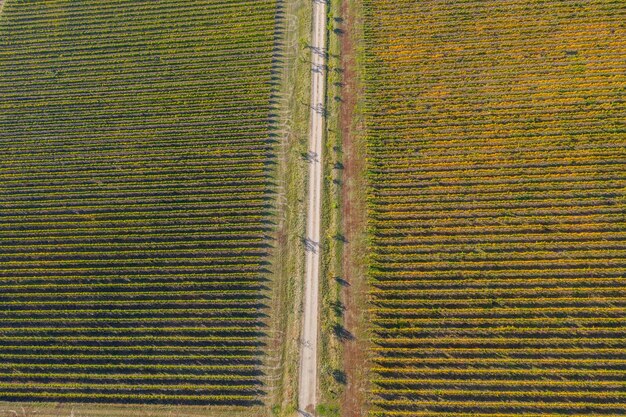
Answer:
[0, 0, 280, 406]
[362, 0, 626, 414]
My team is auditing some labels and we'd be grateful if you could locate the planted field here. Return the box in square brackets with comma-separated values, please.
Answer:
[361, 0, 626, 415]
[0, 0, 278, 406]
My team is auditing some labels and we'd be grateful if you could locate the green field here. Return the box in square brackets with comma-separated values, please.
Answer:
[0, 0, 280, 406]
[360, 0, 626, 415]
[2, 0, 626, 415]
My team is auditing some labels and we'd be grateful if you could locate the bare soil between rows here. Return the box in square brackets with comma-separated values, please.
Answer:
[338, 0, 369, 415]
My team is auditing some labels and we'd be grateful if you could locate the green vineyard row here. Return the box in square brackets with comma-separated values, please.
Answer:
[0, 0, 280, 406]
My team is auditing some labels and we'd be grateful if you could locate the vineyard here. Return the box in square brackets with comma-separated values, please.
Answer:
[0, 0, 279, 406]
[361, 0, 626, 415]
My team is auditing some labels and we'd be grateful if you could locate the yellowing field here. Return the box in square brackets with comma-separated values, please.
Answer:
[361, 0, 626, 415]
[0, 0, 279, 406]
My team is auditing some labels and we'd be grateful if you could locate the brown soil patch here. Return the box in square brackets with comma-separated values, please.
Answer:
[338, 0, 369, 416]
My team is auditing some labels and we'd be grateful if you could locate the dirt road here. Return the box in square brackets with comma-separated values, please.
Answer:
[298, 0, 328, 415]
